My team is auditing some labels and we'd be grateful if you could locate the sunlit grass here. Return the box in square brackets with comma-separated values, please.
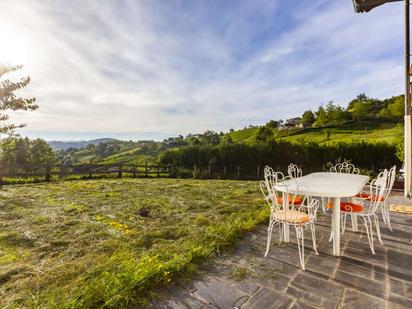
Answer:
[0, 178, 265, 308]
[228, 122, 402, 145]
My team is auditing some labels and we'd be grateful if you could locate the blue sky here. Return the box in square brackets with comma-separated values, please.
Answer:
[0, 0, 405, 141]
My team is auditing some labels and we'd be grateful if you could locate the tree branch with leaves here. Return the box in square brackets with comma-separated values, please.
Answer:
[0, 64, 38, 133]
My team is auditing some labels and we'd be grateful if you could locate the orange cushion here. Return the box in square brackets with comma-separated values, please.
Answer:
[327, 201, 364, 212]
[354, 193, 384, 202]
[276, 195, 303, 205]
[273, 209, 310, 224]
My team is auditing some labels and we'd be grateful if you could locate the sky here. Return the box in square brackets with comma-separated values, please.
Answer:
[0, 0, 405, 141]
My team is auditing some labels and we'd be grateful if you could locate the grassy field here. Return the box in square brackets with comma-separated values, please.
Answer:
[279, 122, 402, 144]
[73, 147, 159, 165]
[0, 179, 265, 308]
[228, 122, 402, 145]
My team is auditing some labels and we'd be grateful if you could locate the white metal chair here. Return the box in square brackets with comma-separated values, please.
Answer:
[264, 166, 304, 207]
[335, 170, 388, 254]
[355, 166, 396, 231]
[288, 163, 303, 179]
[382, 166, 396, 231]
[261, 168, 319, 270]
[324, 160, 360, 215]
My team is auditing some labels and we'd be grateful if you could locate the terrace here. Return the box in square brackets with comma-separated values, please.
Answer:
[1, 1, 412, 308]
[155, 192, 412, 308]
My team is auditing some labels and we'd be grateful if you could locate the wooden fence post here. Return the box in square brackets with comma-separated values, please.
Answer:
[0, 161, 3, 189]
[157, 166, 160, 177]
[118, 164, 123, 178]
[132, 165, 137, 178]
[208, 165, 211, 177]
[45, 165, 51, 182]
[58, 165, 64, 180]
[237, 165, 240, 178]
[168, 164, 173, 177]
[145, 161, 148, 177]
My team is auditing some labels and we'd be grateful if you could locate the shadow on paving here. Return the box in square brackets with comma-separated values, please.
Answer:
[153, 211, 412, 309]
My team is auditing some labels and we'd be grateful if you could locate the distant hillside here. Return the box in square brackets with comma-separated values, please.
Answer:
[52, 93, 405, 165]
[54, 139, 169, 165]
[48, 138, 118, 151]
[228, 121, 402, 145]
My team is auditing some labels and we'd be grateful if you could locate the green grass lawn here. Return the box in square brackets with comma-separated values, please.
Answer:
[228, 127, 259, 143]
[0, 179, 265, 308]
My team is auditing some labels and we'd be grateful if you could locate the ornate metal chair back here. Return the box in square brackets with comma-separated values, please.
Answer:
[288, 163, 303, 179]
[384, 166, 396, 200]
[368, 170, 388, 215]
[330, 161, 360, 174]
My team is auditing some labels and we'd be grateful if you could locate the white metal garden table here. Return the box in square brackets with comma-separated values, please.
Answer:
[275, 172, 369, 256]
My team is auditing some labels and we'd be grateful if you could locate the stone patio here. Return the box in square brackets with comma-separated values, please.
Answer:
[154, 199, 412, 309]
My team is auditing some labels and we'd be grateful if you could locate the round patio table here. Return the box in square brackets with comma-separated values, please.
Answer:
[275, 172, 369, 256]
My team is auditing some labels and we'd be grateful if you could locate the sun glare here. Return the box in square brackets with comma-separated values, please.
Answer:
[0, 25, 29, 66]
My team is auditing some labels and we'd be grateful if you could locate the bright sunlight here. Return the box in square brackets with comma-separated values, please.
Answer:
[0, 24, 29, 65]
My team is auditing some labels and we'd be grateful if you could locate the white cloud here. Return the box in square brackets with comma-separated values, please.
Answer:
[0, 0, 406, 140]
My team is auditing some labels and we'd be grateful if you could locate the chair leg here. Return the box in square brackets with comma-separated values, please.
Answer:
[384, 202, 393, 232]
[351, 214, 358, 232]
[381, 205, 387, 224]
[342, 214, 347, 235]
[363, 217, 375, 254]
[374, 215, 383, 245]
[311, 223, 318, 255]
[265, 221, 274, 257]
[295, 225, 305, 270]
[279, 223, 283, 242]
[368, 217, 375, 254]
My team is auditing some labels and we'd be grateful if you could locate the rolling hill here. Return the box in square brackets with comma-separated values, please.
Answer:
[48, 138, 118, 151]
[53, 120, 402, 166]
[228, 121, 402, 145]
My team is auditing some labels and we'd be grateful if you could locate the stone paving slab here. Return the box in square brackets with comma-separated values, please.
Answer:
[153, 209, 412, 309]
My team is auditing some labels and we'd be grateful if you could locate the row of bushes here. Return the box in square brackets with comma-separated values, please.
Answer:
[161, 141, 401, 178]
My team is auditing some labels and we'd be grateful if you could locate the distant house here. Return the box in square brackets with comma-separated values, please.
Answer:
[278, 117, 302, 130]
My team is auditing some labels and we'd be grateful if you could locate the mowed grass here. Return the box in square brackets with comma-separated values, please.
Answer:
[0, 178, 265, 308]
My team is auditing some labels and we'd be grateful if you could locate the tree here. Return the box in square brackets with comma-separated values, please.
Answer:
[313, 102, 350, 127]
[0, 137, 55, 165]
[266, 120, 279, 129]
[0, 65, 37, 133]
[350, 101, 371, 121]
[347, 93, 368, 110]
[379, 95, 404, 121]
[313, 106, 328, 127]
[30, 138, 56, 164]
[256, 126, 274, 143]
[199, 131, 220, 145]
[300, 111, 315, 127]
[347, 94, 374, 121]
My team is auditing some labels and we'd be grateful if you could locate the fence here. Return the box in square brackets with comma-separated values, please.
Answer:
[0, 162, 175, 186]
[0, 162, 399, 187]
[0, 162, 287, 186]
